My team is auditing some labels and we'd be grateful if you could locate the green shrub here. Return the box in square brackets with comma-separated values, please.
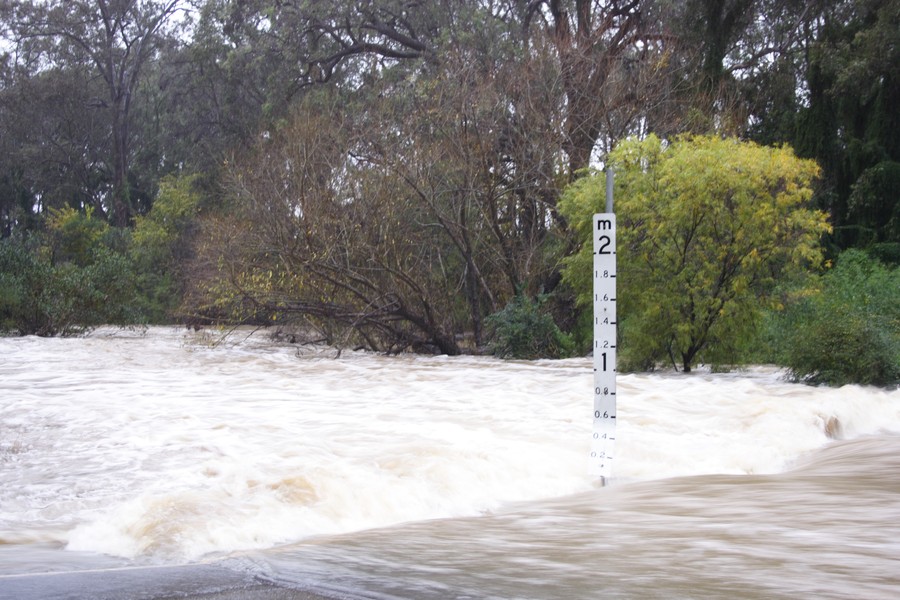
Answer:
[486, 294, 574, 359]
[774, 250, 899, 386]
[0, 239, 39, 333]
[0, 236, 140, 336]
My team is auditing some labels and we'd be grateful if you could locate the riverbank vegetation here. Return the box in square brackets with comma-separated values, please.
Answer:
[1, 1, 897, 385]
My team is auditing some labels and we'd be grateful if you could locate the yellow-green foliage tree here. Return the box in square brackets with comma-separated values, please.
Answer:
[560, 135, 830, 372]
[45, 206, 109, 266]
[131, 174, 202, 321]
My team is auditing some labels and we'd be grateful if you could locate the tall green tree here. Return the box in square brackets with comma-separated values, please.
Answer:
[793, 0, 900, 260]
[667, 0, 827, 136]
[2, 0, 187, 226]
[560, 135, 830, 372]
[0, 63, 111, 225]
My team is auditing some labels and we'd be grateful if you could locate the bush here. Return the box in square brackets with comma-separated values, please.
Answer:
[486, 294, 574, 359]
[0, 239, 42, 333]
[0, 236, 140, 336]
[773, 250, 899, 386]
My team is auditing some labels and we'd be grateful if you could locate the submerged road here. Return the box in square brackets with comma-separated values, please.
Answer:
[0, 564, 344, 600]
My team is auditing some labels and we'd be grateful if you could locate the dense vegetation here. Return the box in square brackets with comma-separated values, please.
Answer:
[767, 250, 900, 386]
[559, 135, 831, 373]
[0, 1, 897, 385]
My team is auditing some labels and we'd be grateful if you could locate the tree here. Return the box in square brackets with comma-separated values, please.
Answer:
[673, 0, 811, 125]
[202, 0, 685, 179]
[186, 0, 441, 120]
[0, 63, 112, 225]
[130, 173, 203, 320]
[361, 39, 574, 346]
[180, 7, 578, 351]
[4, 0, 187, 226]
[183, 95, 468, 354]
[519, 0, 678, 172]
[792, 0, 900, 260]
[559, 134, 830, 372]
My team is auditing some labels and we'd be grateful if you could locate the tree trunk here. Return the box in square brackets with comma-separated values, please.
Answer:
[111, 103, 130, 227]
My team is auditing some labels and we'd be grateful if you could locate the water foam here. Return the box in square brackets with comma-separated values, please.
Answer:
[1, 328, 898, 562]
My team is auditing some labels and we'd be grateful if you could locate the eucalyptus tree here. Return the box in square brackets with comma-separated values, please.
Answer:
[0, 62, 111, 222]
[513, 0, 682, 171]
[193, 0, 441, 109]
[793, 0, 900, 259]
[3, 0, 189, 226]
[360, 41, 571, 345]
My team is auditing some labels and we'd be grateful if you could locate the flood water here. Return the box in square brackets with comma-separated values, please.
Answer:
[1, 327, 899, 598]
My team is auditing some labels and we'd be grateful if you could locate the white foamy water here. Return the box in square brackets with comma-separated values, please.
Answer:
[1, 327, 899, 598]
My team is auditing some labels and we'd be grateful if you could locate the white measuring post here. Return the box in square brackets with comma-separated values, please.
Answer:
[591, 169, 616, 483]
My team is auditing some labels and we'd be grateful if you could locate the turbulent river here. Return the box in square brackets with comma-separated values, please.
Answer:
[1, 327, 899, 599]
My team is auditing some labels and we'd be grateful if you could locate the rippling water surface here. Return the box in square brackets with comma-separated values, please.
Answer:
[1, 327, 898, 598]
